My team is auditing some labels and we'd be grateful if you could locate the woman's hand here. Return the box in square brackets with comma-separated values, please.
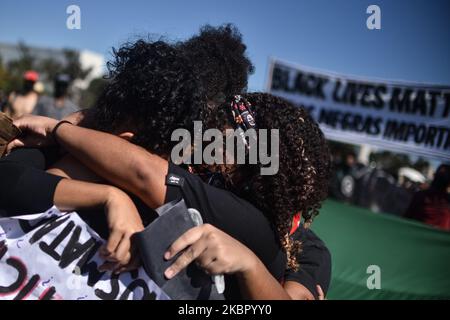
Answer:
[164, 224, 258, 279]
[53, 179, 144, 274]
[99, 188, 145, 273]
[7, 114, 59, 152]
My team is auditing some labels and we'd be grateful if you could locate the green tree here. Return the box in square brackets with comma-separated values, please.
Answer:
[7, 42, 34, 78]
[79, 77, 108, 108]
[38, 58, 63, 83]
[38, 49, 92, 83]
[61, 49, 92, 81]
[2, 42, 34, 92]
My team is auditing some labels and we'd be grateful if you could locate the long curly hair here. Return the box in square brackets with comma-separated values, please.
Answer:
[198, 93, 331, 270]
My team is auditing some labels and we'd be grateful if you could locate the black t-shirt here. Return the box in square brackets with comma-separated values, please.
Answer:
[164, 162, 287, 298]
[286, 226, 332, 299]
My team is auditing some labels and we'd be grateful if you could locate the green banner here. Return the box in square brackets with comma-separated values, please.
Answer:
[312, 200, 450, 300]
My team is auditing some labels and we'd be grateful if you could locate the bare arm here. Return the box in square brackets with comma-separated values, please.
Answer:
[11, 116, 167, 209]
[47, 154, 103, 183]
[53, 178, 115, 211]
[55, 123, 167, 209]
[53, 178, 144, 272]
[164, 223, 292, 300]
[236, 257, 292, 300]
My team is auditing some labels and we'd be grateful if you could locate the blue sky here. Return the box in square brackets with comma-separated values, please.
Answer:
[0, 0, 449, 91]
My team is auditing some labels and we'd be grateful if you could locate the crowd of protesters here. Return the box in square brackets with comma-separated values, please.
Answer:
[329, 147, 450, 231]
[1, 70, 78, 120]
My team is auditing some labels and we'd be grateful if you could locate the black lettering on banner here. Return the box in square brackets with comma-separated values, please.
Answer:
[0, 242, 58, 300]
[438, 127, 448, 148]
[39, 221, 75, 261]
[29, 215, 71, 245]
[59, 226, 97, 269]
[76, 242, 105, 287]
[318, 109, 381, 136]
[337, 81, 358, 105]
[332, 80, 343, 103]
[118, 279, 156, 300]
[39, 287, 56, 300]
[389, 88, 442, 117]
[445, 130, 450, 149]
[0, 240, 6, 260]
[383, 121, 450, 149]
[315, 76, 328, 99]
[294, 72, 328, 99]
[271, 66, 289, 91]
[95, 273, 120, 300]
[19, 217, 54, 234]
[413, 90, 427, 116]
[443, 92, 450, 118]
[390, 88, 413, 114]
[3, 217, 161, 300]
[0, 257, 27, 295]
[384, 121, 406, 141]
[413, 124, 427, 144]
[271, 65, 328, 99]
[428, 91, 441, 117]
[333, 81, 386, 109]
[360, 84, 372, 107]
[425, 126, 437, 147]
[13, 274, 40, 300]
[374, 85, 387, 109]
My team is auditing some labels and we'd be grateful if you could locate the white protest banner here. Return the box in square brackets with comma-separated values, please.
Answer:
[267, 58, 450, 161]
[0, 207, 169, 300]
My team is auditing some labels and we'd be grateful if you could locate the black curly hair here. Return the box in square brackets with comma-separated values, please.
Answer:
[197, 93, 331, 270]
[179, 24, 254, 105]
[93, 24, 253, 154]
[92, 39, 206, 155]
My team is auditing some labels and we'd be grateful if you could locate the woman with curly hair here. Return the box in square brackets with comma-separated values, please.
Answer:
[194, 92, 331, 271]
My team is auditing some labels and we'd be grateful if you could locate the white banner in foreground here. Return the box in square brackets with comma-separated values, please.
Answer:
[0, 207, 169, 300]
[267, 58, 450, 161]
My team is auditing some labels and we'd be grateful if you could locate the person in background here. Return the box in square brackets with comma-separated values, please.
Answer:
[0, 90, 8, 113]
[5, 70, 43, 119]
[405, 164, 450, 231]
[33, 74, 78, 120]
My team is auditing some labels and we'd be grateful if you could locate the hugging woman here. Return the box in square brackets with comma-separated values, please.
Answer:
[0, 25, 331, 299]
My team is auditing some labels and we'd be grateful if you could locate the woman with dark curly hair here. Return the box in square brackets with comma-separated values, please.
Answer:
[194, 92, 331, 271]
